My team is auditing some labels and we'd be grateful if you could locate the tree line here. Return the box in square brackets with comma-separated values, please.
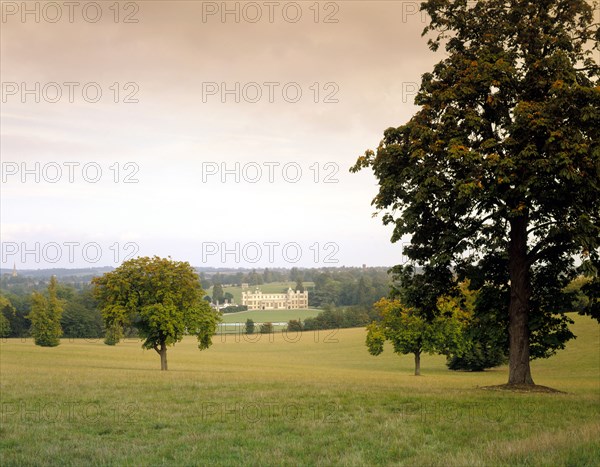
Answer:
[0, 257, 593, 375]
[0, 265, 393, 340]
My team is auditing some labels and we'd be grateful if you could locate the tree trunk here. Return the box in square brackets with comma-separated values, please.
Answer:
[155, 343, 168, 371]
[508, 215, 534, 385]
[414, 351, 421, 376]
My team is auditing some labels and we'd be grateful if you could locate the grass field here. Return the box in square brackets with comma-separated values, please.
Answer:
[218, 309, 321, 334]
[220, 309, 320, 324]
[1, 313, 598, 466]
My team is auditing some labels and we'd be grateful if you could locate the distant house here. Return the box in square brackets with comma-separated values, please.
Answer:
[241, 285, 308, 310]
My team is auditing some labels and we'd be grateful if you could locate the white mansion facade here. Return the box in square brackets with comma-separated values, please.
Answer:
[241, 285, 308, 310]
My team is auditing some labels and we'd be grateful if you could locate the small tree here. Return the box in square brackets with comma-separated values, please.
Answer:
[259, 322, 274, 334]
[245, 318, 255, 335]
[287, 319, 303, 332]
[366, 297, 467, 375]
[93, 256, 221, 370]
[27, 276, 64, 347]
[212, 283, 224, 304]
[104, 322, 123, 346]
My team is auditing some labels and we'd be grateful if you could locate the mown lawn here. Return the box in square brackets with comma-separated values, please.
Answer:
[0, 313, 598, 466]
[220, 308, 319, 324]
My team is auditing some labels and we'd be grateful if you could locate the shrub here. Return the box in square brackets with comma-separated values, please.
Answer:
[245, 319, 255, 335]
[286, 319, 303, 332]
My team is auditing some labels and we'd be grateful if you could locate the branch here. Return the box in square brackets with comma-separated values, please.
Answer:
[527, 220, 558, 235]
[527, 231, 571, 267]
[573, 66, 599, 71]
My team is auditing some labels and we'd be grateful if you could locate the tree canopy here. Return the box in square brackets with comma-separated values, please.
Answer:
[352, 0, 599, 385]
[92, 256, 221, 370]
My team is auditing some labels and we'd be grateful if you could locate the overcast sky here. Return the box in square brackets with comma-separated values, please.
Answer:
[1, 1, 445, 269]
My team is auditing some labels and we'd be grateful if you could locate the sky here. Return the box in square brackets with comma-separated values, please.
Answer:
[1, 1, 444, 269]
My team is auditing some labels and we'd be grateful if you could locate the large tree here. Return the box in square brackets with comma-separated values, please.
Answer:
[92, 256, 221, 370]
[353, 0, 599, 385]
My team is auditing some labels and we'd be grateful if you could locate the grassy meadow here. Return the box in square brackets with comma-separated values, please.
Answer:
[0, 313, 598, 466]
[220, 309, 319, 323]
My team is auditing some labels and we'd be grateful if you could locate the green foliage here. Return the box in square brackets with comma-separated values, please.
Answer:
[580, 273, 600, 321]
[27, 276, 64, 347]
[365, 322, 385, 356]
[447, 286, 508, 371]
[0, 295, 15, 338]
[0, 292, 31, 337]
[103, 322, 123, 346]
[0, 277, 107, 338]
[245, 318, 255, 335]
[352, 0, 599, 383]
[302, 305, 375, 331]
[289, 267, 303, 283]
[0, 312, 10, 338]
[308, 270, 390, 308]
[92, 256, 221, 368]
[565, 274, 598, 321]
[212, 283, 224, 304]
[60, 287, 103, 339]
[564, 276, 591, 313]
[286, 319, 303, 332]
[221, 305, 248, 313]
[247, 269, 263, 286]
[367, 300, 430, 357]
[259, 322, 274, 334]
[366, 293, 469, 374]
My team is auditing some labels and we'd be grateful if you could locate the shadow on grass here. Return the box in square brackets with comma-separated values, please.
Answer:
[478, 383, 567, 394]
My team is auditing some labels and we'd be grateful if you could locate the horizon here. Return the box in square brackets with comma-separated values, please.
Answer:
[0, 263, 395, 274]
